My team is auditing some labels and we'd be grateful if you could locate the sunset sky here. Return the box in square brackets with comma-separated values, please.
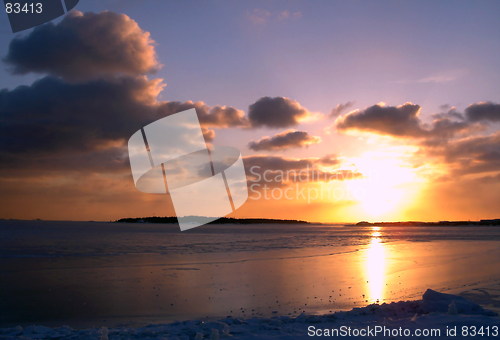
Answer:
[0, 0, 499, 223]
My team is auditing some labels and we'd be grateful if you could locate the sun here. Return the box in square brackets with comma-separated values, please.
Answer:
[344, 148, 423, 220]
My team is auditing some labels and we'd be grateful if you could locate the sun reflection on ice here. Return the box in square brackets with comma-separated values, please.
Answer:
[365, 227, 386, 303]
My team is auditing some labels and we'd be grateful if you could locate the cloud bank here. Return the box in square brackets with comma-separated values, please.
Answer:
[335, 102, 473, 141]
[0, 12, 244, 173]
[335, 101, 500, 178]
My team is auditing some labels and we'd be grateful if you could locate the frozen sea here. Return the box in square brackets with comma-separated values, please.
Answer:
[1, 220, 500, 330]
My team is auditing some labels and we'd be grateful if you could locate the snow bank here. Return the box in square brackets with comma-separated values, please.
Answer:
[1, 290, 498, 339]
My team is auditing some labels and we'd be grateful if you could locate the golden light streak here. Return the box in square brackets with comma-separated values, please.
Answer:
[365, 227, 386, 303]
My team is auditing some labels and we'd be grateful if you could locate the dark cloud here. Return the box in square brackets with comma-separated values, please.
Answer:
[465, 102, 500, 122]
[330, 101, 354, 118]
[432, 106, 465, 121]
[420, 119, 474, 147]
[436, 132, 500, 175]
[157, 101, 248, 128]
[0, 76, 243, 170]
[248, 130, 321, 151]
[0, 76, 160, 157]
[248, 96, 313, 128]
[336, 102, 474, 141]
[4, 11, 159, 81]
[336, 102, 425, 137]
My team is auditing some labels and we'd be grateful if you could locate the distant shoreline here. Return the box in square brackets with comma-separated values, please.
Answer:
[1, 218, 499, 226]
[353, 219, 500, 227]
[115, 216, 312, 225]
[113, 217, 500, 226]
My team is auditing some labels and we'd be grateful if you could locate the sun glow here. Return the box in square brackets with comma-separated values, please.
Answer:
[344, 148, 424, 220]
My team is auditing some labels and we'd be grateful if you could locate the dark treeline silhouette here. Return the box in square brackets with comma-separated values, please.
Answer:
[115, 216, 311, 225]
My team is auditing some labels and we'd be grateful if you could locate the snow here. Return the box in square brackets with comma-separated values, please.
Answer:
[1, 289, 498, 339]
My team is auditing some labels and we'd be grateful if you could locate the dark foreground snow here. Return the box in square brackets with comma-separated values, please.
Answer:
[1, 290, 499, 339]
